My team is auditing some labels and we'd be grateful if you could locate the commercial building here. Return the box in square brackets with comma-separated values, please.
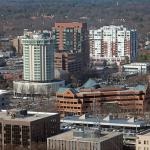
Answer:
[56, 81, 150, 116]
[0, 109, 60, 150]
[61, 114, 147, 129]
[0, 90, 11, 108]
[47, 129, 123, 150]
[12, 36, 23, 55]
[89, 25, 137, 65]
[53, 22, 89, 70]
[136, 131, 150, 150]
[55, 51, 82, 73]
[61, 115, 150, 149]
[123, 63, 150, 75]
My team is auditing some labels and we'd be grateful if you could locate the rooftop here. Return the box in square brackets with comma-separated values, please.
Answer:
[123, 62, 150, 66]
[47, 130, 121, 143]
[61, 115, 146, 128]
[0, 109, 58, 122]
[0, 90, 11, 95]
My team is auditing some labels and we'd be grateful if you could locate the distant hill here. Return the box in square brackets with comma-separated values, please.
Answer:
[0, 0, 149, 38]
[0, 0, 150, 6]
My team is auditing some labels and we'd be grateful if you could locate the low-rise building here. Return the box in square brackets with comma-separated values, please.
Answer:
[56, 82, 150, 116]
[136, 131, 150, 150]
[0, 90, 11, 108]
[13, 80, 65, 96]
[123, 63, 150, 75]
[61, 115, 149, 149]
[47, 129, 123, 150]
[0, 109, 60, 150]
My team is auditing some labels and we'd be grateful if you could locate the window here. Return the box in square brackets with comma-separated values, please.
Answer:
[138, 140, 141, 144]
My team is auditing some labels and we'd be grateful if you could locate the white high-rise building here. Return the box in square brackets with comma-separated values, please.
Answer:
[13, 30, 65, 96]
[89, 25, 137, 65]
[22, 30, 54, 82]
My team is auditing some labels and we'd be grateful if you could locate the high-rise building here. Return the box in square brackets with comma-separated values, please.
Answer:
[22, 30, 54, 82]
[13, 30, 65, 95]
[53, 22, 89, 71]
[89, 25, 137, 65]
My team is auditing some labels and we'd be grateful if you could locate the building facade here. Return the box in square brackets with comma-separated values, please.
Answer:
[12, 36, 23, 55]
[47, 130, 123, 150]
[136, 131, 150, 150]
[55, 51, 82, 73]
[123, 63, 150, 75]
[53, 22, 89, 70]
[13, 80, 65, 96]
[89, 25, 137, 65]
[22, 30, 54, 82]
[0, 109, 60, 150]
[56, 84, 150, 116]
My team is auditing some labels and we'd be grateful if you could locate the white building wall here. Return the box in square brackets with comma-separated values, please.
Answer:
[22, 31, 54, 82]
[89, 25, 137, 65]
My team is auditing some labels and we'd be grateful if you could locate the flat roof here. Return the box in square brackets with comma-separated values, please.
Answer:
[0, 110, 58, 122]
[61, 116, 146, 128]
[123, 62, 150, 66]
[0, 90, 11, 95]
[47, 130, 121, 143]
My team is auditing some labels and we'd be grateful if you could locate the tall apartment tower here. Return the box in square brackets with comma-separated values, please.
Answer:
[89, 25, 137, 65]
[22, 30, 54, 82]
[53, 22, 89, 71]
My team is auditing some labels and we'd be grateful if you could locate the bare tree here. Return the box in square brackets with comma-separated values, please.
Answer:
[29, 85, 35, 102]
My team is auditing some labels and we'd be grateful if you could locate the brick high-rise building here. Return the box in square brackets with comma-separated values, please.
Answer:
[89, 25, 137, 65]
[53, 22, 89, 71]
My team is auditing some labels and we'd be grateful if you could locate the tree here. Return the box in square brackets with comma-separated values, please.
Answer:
[29, 85, 35, 102]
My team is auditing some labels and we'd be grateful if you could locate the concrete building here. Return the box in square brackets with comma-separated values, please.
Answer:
[123, 63, 150, 75]
[53, 22, 89, 70]
[136, 131, 150, 150]
[55, 51, 82, 73]
[56, 80, 150, 116]
[89, 25, 137, 65]
[61, 115, 149, 148]
[0, 38, 13, 51]
[12, 36, 23, 56]
[0, 109, 60, 150]
[22, 29, 54, 82]
[47, 129, 123, 150]
[0, 90, 11, 108]
[13, 80, 65, 96]
[13, 30, 64, 95]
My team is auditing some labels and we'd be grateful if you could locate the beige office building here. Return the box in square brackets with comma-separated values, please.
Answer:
[136, 131, 150, 150]
[47, 129, 123, 150]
